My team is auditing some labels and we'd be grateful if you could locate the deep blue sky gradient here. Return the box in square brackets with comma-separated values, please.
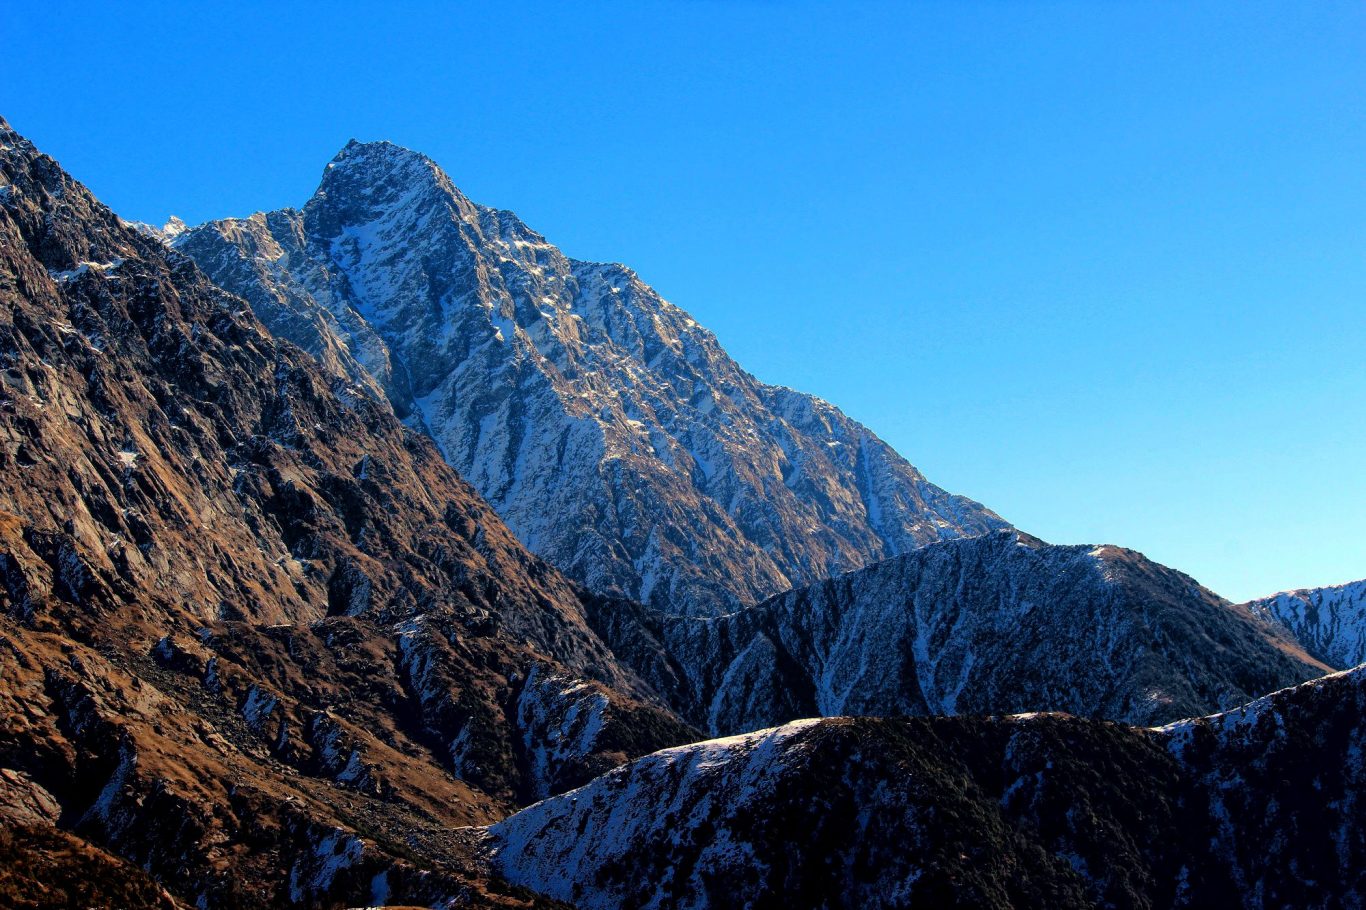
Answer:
[4, 1, 1362, 600]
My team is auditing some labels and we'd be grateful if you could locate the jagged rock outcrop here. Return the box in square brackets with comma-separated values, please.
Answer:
[477, 666, 1366, 909]
[177, 140, 1008, 615]
[0, 116, 688, 908]
[588, 531, 1329, 733]
[1245, 579, 1366, 669]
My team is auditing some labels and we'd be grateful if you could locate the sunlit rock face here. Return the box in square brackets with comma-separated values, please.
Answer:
[180, 139, 1008, 616]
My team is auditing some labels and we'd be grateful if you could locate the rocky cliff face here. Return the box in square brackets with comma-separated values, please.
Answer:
[177, 140, 1008, 616]
[1245, 579, 1366, 670]
[478, 665, 1366, 910]
[588, 531, 1328, 733]
[0, 116, 692, 908]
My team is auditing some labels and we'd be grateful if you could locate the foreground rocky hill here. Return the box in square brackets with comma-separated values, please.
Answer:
[588, 531, 1329, 733]
[0, 116, 693, 908]
[478, 665, 1366, 909]
[1245, 579, 1366, 669]
[177, 140, 1008, 615]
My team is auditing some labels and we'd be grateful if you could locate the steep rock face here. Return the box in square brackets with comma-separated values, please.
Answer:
[178, 140, 1008, 615]
[479, 666, 1366, 910]
[589, 531, 1328, 733]
[1244, 579, 1366, 669]
[0, 116, 687, 908]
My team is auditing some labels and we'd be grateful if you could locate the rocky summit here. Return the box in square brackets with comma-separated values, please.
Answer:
[177, 140, 1008, 616]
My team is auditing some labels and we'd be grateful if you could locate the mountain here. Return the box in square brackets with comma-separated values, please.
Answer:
[586, 531, 1329, 733]
[1245, 579, 1366, 670]
[5, 114, 1356, 909]
[476, 664, 1366, 909]
[176, 139, 1009, 616]
[0, 116, 693, 908]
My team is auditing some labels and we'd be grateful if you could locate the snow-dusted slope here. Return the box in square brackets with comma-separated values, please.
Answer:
[478, 666, 1366, 910]
[177, 140, 1008, 615]
[589, 531, 1328, 733]
[1244, 579, 1366, 669]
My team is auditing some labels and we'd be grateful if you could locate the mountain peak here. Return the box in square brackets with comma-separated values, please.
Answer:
[1245, 578, 1366, 669]
[182, 140, 1010, 615]
[326, 137, 433, 174]
[0, 118, 694, 905]
[314, 137, 466, 224]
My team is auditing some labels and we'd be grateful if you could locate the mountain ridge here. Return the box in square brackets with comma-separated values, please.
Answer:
[3, 114, 1359, 910]
[585, 530, 1329, 734]
[1244, 578, 1366, 670]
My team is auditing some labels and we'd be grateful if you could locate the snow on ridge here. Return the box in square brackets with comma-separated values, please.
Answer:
[647, 716, 826, 767]
[1153, 662, 1366, 741]
[483, 717, 830, 906]
[122, 216, 187, 244]
[1244, 579, 1366, 669]
[1251, 577, 1366, 603]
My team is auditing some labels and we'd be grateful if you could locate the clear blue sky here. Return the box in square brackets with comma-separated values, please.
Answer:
[4, 1, 1362, 601]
